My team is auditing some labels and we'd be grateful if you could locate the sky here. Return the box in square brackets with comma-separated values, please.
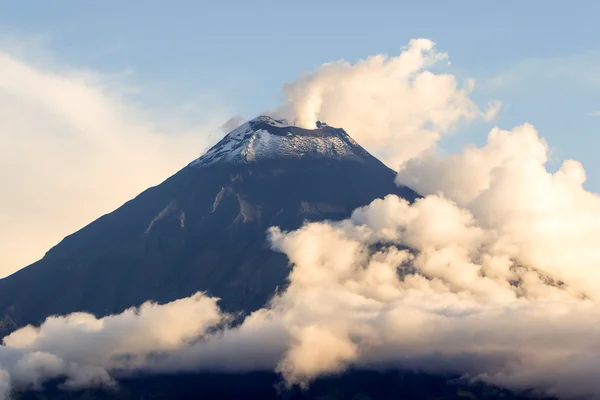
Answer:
[0, 0, 599, 275]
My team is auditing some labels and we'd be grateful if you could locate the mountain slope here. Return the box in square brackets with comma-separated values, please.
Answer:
[0, 116, 419, 330]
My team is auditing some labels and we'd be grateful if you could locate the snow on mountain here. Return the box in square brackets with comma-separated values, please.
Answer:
[189, 116, 370, 167]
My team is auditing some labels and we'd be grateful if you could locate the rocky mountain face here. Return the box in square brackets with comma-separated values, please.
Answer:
[0, 116, 419, 331]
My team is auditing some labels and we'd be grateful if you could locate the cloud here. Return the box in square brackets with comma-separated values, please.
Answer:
[3, 293, 223, 365]
[485, 51, 600, 91]
[397, 124, 600, 294]
[0, 48, 227, 277]
[219, 115, 247, 133]
[588, 110, 600, 117]
[0, 371, 8, 400]
[272, 38, 500, 168]
[0, 293, 226, 397]
[263, 191, 600, 398]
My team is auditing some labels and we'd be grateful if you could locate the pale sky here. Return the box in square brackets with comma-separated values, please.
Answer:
[0, 0, 599, 276]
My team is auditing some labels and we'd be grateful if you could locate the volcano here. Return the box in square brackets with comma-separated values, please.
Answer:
[0, 116, 419, 331]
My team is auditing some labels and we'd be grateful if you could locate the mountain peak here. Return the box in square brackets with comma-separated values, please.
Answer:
[189, 115, 370, 168]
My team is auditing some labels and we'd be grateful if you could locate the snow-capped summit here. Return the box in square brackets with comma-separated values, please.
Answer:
[189, 115, 370, 167]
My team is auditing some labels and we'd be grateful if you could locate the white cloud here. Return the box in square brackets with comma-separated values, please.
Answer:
[397, 123, 600, 294]
[0, 49, 227, 277]
[0, 293, 225, 398]
[3, 293, 223, 366]
[263, 191, 600, 398]
[485, 51, 600, 91]
[588, 110, 600, 117]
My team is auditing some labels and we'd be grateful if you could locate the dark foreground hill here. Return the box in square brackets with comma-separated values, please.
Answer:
[0, 116, 419, 331]
[12, 370, 557, 400]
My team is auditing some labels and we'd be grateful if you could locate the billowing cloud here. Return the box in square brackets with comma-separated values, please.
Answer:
[397, 123, 600, 293]
[0, 294, 226, 397]
[273, 38, 500, 168]
[0, 50, 226, 277]
[265, 194, 600, 396]
[3, 293, 223, 365]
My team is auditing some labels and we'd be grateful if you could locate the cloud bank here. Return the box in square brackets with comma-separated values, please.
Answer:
[265, 193, 600, 399]
[0, 49, 225, 277]
[0, 293, 235, 396]
[1, 38, 599, 400]
[3, 190, 600, 399]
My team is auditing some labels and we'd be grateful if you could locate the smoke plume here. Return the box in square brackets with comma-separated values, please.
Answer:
[273, 38, 500, 168]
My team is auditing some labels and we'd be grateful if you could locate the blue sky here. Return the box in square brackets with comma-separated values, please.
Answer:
[1, 1, 600, 274]
[2, 1, 599, 171]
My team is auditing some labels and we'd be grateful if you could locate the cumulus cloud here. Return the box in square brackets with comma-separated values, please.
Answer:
[3, 293, 223, 366]
[272, 38, 500, 168]
[257, 195, 600, 400]
[397, 123, 600, 294]
[0, 294, 227, 398]
[0, 49, 226, 277]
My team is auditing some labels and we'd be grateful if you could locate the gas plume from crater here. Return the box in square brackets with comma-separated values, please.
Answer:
[272, 38, 501, 168]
